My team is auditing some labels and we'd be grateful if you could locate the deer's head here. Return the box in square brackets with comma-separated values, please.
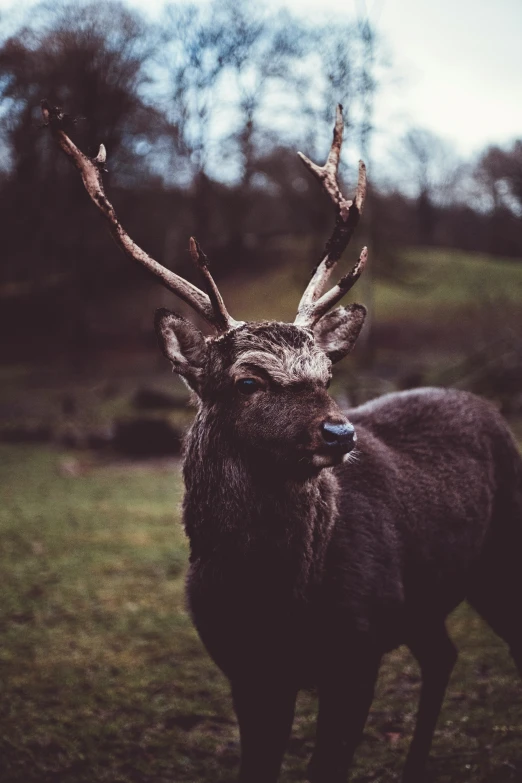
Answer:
[42, 101, 366, 472]
[155, 311, 365, 471]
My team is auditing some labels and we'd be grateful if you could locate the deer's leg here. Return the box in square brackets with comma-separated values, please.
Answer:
[469, 594, 522, 678]
[510, 644, 522, 679]
[468, 527, 522, 679]
[231, 678, 297, 783]
[402, 625, 457, 783]
[307, 650, 381, 783]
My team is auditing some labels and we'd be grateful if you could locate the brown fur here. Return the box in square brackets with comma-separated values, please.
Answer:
[155, 314, 522, 783]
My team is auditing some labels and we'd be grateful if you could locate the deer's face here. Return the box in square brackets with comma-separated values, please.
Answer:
[155, 309, 366, 473]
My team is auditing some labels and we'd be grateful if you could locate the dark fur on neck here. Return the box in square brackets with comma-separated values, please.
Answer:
[183, 406, 338, 597]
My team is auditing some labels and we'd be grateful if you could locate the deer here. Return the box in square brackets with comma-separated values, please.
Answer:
[42, 99, 522, 783]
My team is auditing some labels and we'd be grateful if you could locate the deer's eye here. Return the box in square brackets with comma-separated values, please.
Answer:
[236, 378, 262, 395]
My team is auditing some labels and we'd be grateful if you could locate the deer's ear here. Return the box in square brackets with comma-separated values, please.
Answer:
[314, 304, 367, 364]
[154, 309, 208, 393]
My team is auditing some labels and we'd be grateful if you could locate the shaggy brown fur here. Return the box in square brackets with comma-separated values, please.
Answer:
[155, 315, 522, 783]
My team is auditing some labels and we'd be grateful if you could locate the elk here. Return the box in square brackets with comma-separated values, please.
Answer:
[42, 99, 522, 783]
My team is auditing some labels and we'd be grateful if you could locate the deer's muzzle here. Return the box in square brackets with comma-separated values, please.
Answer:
[321, 421, 356, 453]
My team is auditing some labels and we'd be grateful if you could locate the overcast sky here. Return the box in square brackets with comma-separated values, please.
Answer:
[2, 0, 521, 163]
[262, 0, 522, 163]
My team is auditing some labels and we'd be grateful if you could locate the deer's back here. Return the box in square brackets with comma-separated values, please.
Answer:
[325, 387, 522, 647]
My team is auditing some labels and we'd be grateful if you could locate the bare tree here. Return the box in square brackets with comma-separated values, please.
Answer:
[158, 0, 307, 259]
[0, 1, 161, 283]
[0, 0, 383, 357]
[158, 0, 378, 258]
[0, 1, 165, 363]
[474, 141, 522, 216]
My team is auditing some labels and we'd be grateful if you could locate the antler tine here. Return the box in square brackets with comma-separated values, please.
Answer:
[295, 104, 367, 328]
[297, 103, 344, 210]
[41, 99, 238, 333]
[188, 237, 240, 332]
[303, 246, 368, 328]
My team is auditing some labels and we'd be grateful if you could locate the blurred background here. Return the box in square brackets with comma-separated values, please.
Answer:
[1, 1, 522, 781]
[0, 0, 521, 452]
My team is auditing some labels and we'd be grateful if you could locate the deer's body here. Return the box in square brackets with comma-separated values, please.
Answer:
[184, 355, 522, 783]
[45, 101, 522, 782]
[186, 385, 522, 670]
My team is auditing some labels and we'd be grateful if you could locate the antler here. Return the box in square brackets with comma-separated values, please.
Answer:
[294, 104, 367, 328]
[40, 99, 240, 334]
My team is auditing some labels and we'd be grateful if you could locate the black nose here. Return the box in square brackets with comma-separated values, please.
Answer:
[321, 421, 356, 452]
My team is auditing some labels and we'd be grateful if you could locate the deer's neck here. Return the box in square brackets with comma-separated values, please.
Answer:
[182, 409, 338, 594]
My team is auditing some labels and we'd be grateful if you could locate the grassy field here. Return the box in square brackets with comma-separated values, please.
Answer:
[220, 245, 522, 323]
[1, 444, 522, 783]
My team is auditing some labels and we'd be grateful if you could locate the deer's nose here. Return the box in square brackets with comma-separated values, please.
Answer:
[321, 421, 356, 452]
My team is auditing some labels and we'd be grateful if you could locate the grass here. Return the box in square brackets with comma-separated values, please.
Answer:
[1, 444, 522, 782]
[221, 246, 522, 323]
[373, 248, 522, 320]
